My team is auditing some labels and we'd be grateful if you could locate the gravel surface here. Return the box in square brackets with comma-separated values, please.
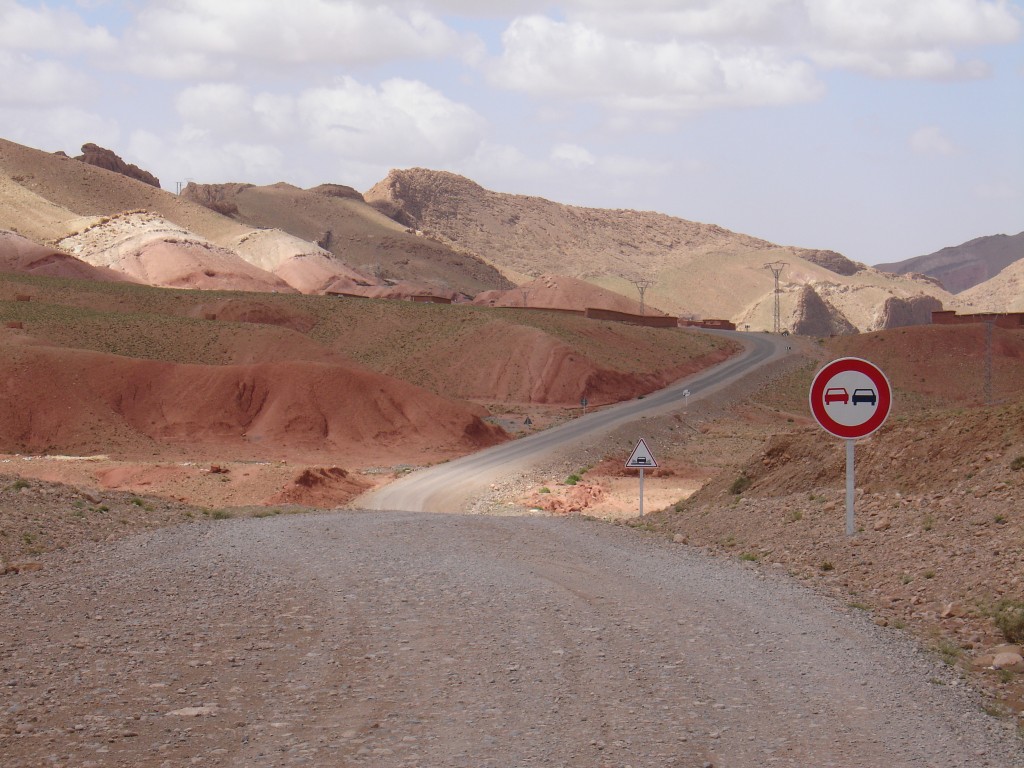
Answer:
[2, 512, 1022, 767]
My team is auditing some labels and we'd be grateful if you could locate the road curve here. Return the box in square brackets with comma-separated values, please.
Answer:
[361, 331, 788, 513]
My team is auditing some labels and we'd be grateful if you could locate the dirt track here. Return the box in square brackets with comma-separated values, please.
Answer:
[2, 512, 1021, 767]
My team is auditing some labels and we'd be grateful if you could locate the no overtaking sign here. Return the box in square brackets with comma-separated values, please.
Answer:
[809, 357, 891, 439]
[809, 357, 892, 536]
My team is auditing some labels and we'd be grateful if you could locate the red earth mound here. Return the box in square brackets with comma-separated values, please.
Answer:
[190, 298, 318, 333]
[113, 240, 296, 293]
[266, 466, 371, 508]
[0, 230, 127, 282]
[0, 341, 506, 464]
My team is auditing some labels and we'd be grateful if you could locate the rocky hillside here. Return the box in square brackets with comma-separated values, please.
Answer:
[365, 168, 954, 332]
[876, 232, 1024, 294]
[0, 138, 506, 298]
[955, 258, 1024, 312]
[181, 181, 511, 297]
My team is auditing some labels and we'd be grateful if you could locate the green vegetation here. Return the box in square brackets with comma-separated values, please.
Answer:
[8, 479, 30, 491]
[992, 599, 1024, 643]
[819, 560, 834, 572]
[787, 509, 802, 523]
[1010, 456, 1024, 471]
[729, 473, 751, 495]
[738, 552, 759, 562]
[934, 638, 962, 666]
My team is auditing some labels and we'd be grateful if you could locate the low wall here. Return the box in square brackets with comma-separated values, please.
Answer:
[584, 308, 678, 327]
[932, 310, 1024, 329]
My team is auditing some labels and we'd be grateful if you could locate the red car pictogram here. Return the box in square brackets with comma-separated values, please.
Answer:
[824, 387, 849, 405]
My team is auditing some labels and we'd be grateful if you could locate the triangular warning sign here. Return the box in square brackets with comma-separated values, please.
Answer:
[625, 438, 658, 468]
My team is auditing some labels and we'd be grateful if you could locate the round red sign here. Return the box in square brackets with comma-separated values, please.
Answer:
[809, 357, 891, 439]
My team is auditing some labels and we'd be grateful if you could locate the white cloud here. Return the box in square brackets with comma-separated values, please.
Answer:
[0, 105, 119, 153]
[128, 129, 287, 186]
[0, 51, 93, 106]
[805, 0, 1020, 50]
[121, 0, 476, 78]
[551, 143, 596, 169]
[134, 77, 488, 187]
[910, 125, 956, 155]
[804, 0, 1020, 78]
[0, 0, 115, 54]
[487, 15, 823, 111]
[297, 77, 487, 165]
[568, 0, 798, 41]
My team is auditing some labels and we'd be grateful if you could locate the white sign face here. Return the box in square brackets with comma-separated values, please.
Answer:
[625, 438, 658, 468]
[820, 369, 881, 427]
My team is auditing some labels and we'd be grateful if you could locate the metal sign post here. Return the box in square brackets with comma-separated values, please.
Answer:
[809, 358, 892, 537]
[625, 439, 658, 517]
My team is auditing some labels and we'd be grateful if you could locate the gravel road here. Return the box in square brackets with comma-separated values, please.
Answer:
[3, 512, 1021, 767]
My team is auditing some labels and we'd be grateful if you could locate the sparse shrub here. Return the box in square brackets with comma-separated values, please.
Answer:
[993, 599, 1024, 643]
[9, 479, 30, 491]
[935, 638, 961, 666]
[820, 560, 834, 572]
[565, 474, 582, 486]
[787, 509, 803, 523]
[130, 497, 145, 507]
[729, 473, 751, 495]
[1010, 456, 1024, 471]
[739, 552, 759, 562]
[538, 487, 551, 494]
[209, 509, 232, 520]
[923, 569, 935, 579]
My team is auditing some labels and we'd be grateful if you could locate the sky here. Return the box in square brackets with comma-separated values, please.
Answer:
[0, 1, 1022, 266]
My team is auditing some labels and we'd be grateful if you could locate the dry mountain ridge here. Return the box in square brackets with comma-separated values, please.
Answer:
[181, 181, 512, 297]
[876, 231, 1024, 294]
[365, 168, 955, 333]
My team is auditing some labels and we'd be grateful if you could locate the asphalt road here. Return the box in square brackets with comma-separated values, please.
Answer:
[362, 331, 788, 513]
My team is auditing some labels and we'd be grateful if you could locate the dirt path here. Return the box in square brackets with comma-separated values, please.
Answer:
[2, 512, 1020, 767]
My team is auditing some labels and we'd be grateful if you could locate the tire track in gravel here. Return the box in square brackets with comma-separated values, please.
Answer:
[3, 512, 1021, 767]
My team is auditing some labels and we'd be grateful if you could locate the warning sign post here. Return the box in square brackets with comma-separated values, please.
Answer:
[809, 358, 892, 536]
[626, 439, 658, 517]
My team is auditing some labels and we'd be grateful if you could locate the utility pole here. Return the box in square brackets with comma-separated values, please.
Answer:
[985, 317, 994, 406]
[629, 278, 654, 316]
[764, 262, 787, 333]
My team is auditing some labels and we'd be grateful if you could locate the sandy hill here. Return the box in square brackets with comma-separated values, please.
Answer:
[473, 274, 665, 315]
[876, 232, 1024, 294]
[182, 182, 512, 297]
[954, 258, 1024, 312]
[365, 169, 952, 332]
[0, 138, 385, 294]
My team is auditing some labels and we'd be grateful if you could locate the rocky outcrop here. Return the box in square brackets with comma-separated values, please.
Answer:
[308, 183, 364, 201]
[74, 143, 161, 188]
[791, 285, 857, 336]
[180, 182, 254, 217]
[799, 249, 862, 276]
[871, 294, 944, 330]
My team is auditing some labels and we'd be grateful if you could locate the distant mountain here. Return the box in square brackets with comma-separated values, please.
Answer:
[955, 257, 1024, 312]
[875, 232, 1024, 294]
